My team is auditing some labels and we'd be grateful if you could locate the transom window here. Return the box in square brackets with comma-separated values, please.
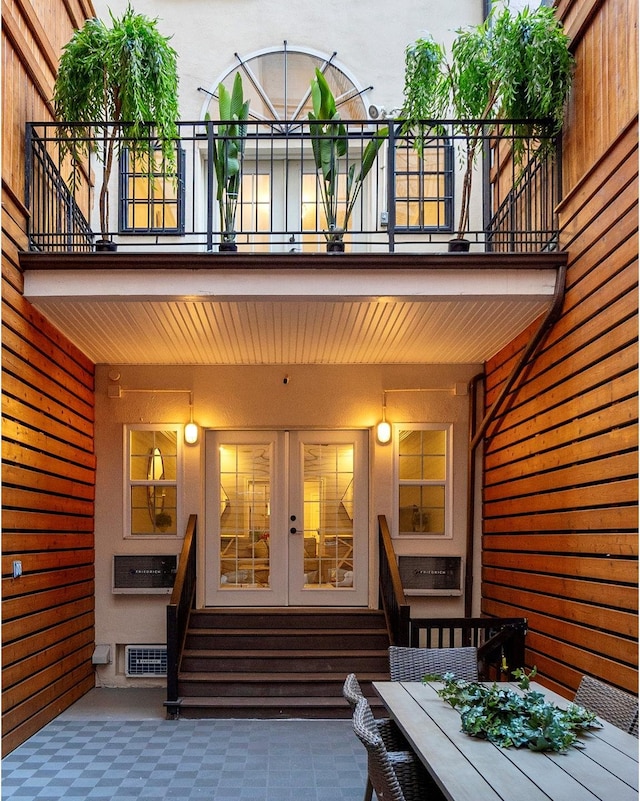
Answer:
[203, 44, 368, 123]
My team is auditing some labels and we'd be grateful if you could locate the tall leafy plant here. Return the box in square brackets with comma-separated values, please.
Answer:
[402, 2, 573, 243]
[53, 3, 179, 243]
[309, 68, 387, 247]
[212, 72, 250, 248]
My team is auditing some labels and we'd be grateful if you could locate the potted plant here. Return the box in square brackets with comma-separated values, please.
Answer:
[211, 73, 250, 251]
[155, 511, 172, 532]
[308, 68, 387, 252]
[53, 3, 179, 250]
[402, 3, 573, 251]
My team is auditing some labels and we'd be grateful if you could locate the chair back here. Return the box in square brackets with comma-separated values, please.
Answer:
[389, 645, 479, 682]
[574, 675, 639, 736]
[343, 672, 364, 710]
[352, 697, 406, 801]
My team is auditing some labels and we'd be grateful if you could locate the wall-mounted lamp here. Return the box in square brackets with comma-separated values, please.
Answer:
[184, 394, 199, 445]
[376, 394, 392, 444]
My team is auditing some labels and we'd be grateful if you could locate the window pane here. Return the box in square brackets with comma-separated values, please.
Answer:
[398, 485, 445, 534]
[121, 148, 183, 234]
[219, 443, 271, 588]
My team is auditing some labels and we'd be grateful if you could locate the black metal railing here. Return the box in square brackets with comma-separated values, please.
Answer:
[409, 616, 528, 680]
[25, 119, 560, 254]
[166, 514, 197, 717]
[377, 514, 527, 679]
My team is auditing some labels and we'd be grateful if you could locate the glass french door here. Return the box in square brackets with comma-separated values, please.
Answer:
[205, 430, 368, 606]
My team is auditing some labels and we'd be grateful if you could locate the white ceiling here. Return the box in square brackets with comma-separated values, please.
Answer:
[22, 258, 561, 366]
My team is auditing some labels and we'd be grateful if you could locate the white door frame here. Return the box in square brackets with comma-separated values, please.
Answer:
[204, 429, 368, 607]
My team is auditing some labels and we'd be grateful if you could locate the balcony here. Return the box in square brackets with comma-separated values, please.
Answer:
[25, 119, 561, 255]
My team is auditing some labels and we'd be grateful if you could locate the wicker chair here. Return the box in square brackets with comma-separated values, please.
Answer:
[352, 696, 442, 801]
[388, 646, 479, 682]
[344, 674, 417, 801]
[573, 675, 639, 736]
[343, 673, 410, 751]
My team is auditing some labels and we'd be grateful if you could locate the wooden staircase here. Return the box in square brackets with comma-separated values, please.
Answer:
[173, 607, 390, 719]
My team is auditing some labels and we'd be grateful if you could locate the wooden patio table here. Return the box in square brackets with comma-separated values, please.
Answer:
[373, 680, 639, 801]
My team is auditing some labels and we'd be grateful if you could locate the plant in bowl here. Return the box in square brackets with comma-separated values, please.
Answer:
[211, 72, 250, 251]
[53, 3, 179, 249]
[155, 511, 172, 532]
[402, 3, 573, 250]
[308, 68, 387, 251]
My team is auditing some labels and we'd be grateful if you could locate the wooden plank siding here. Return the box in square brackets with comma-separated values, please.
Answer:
[2, 0, 97, 755]
[481, 0, 638, 699]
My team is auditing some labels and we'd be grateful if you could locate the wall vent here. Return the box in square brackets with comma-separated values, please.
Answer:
[398, 556, 463, 596]
[125, 645, 167, 677]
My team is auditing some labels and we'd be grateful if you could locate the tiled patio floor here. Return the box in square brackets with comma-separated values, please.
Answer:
[2, 690, 368, 801]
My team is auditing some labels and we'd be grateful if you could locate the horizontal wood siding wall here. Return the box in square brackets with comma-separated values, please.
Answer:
[2, 0, 96, 755]
[481, 0, 638, 698]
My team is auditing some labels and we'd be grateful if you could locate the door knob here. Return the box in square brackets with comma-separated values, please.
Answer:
[290, 527, 298, 534]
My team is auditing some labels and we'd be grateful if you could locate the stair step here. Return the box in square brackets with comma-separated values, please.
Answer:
[177, 671, 388, 698]
[173, 607, 391, 719]
[185, 628, 389, 650]
[189, 608, 387, 630]
[174, 695, 386, 720]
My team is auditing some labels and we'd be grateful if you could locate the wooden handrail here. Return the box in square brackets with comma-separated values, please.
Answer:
[166, 514, 197, 714]
[378, 514, 411, 646]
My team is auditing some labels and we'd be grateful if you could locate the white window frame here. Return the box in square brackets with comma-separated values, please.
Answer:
[393, 423, 453, 539]
[124, 424, 184, 539]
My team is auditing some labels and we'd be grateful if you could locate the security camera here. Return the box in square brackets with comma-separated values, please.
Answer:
[368, 104, 385, 120]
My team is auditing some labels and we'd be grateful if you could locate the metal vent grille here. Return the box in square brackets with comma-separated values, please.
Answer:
[125, 645, 167, 677]
[398, 556, 462, 595]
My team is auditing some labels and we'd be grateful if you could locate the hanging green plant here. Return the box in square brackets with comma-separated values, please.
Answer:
[53, 3, 179, 243]
[432, 668, 601, 752]
[402, 2, 574, 242]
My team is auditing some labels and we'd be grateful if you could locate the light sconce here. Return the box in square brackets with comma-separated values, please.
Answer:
[184, 395, 199, 445]
[376, 394, 392, 444]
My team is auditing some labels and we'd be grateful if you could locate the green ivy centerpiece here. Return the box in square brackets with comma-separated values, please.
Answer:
[432, 668, 601, 752]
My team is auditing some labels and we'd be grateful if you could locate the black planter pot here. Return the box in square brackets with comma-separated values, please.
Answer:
[95, 239, 117, 252]
[219, 241, 238, 252]
[448, 237, 471, 253]
[326, 239, 345, 253]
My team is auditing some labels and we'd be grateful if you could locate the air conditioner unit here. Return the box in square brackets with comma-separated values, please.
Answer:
[112, 555, 177, 594]
[125, 645, 167, 677]
[398, 556, 463, 596]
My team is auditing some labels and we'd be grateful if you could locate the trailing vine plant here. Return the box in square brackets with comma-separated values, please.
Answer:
[430, 668, 601, 752]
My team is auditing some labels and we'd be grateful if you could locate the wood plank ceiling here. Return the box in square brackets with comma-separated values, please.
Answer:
[20, 253, 565, 366]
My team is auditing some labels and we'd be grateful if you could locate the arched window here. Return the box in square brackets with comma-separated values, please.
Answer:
[201, 44, 370, 124]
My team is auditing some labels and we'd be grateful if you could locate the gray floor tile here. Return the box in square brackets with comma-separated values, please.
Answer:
[3, 716, 368, 801]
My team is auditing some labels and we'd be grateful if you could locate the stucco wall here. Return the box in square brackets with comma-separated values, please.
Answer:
[94, 362, 480, 686]
[91, 0, 482, 121]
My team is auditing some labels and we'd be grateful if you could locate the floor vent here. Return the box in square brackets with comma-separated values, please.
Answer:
[125, 645, 167, 677]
